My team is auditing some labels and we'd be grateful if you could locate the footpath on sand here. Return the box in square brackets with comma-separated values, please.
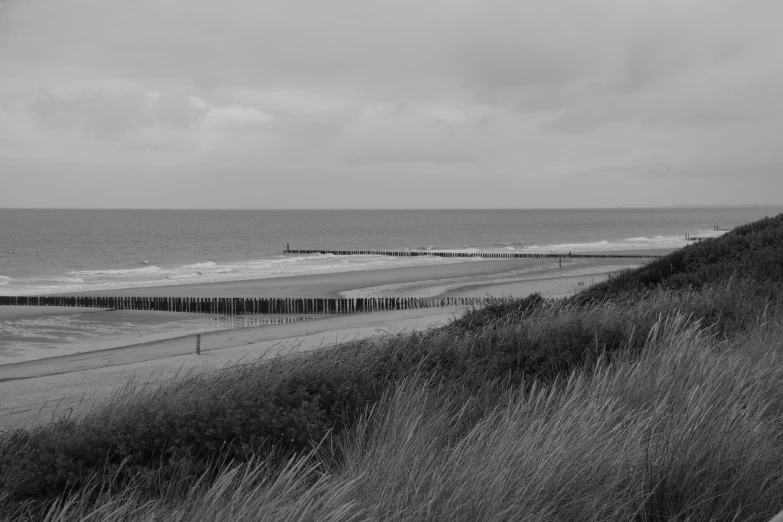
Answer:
[0, 307, 467, 432]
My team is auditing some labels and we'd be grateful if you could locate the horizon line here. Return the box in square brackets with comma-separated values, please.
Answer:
[1, 204, 781, 211]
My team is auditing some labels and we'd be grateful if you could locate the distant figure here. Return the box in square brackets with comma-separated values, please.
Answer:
[568, 251, 572, 257]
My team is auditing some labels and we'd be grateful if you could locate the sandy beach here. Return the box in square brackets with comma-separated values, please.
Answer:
[0, 251, 671, 432]
[60, 254, 654, 299]
[1, 256, 649, 363]
[63, 258, 547, 298]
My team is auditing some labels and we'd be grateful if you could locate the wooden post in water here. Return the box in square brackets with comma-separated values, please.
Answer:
[196, 334, 201, 355]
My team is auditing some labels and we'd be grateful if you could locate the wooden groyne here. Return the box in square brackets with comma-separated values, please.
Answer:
[686, 226, 733, 242]
[0, 295, 512, 315]
[283, 248, 662, 259]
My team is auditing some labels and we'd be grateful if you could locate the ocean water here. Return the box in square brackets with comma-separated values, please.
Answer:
[1, 207, 781, 296]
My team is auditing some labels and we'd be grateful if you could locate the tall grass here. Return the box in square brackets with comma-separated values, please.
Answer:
[331, 315, 783, 521]
[0, 280, 779, 518]
[2, 280, 775, 505]
[9, 311, 783, 521]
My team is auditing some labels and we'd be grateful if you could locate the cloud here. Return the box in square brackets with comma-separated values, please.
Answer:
[28, 87, 205, 138]
[1, 0, 782, 207]
[29, 87, 149, 138]
[338, 104, 480, 166]
[189, 96, 272, 127]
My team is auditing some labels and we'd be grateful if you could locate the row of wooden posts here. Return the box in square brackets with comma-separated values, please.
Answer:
[686, 226, 732, 241]
[0, 295, 512, 314]
[284, 247, 661, 259]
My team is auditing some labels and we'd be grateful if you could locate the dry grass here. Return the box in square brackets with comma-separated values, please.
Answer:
[6, 311, 783, 522]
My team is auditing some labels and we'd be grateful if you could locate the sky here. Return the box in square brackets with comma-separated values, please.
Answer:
[1, 0, 782, 208]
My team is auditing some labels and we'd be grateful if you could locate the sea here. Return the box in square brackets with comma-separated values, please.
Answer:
[2, 207, 782, 296]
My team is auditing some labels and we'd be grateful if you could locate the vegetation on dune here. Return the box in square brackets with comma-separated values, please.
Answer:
[580, 212, 783, 298]
[2, 281, 777, 509]
[2, 213, 783, 520]
[456, 213, 783, 327]
[6, 312, 783, 521]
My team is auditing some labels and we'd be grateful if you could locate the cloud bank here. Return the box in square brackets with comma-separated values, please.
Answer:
[1, 0, 781, 207]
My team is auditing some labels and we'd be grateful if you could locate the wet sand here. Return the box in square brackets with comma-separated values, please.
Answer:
[0, 306, 468, 431]
[0, 306, 108, 321]
[63, 259, 543, 298]
[0, 307, 311, 363]
[60, 252, 663, 300]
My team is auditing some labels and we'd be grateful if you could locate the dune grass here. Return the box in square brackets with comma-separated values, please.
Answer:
[456, 213, 783, 325]
[6, 310, 783, 521]
[1, 279, 779, 516]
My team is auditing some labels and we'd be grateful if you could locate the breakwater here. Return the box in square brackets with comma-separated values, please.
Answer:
[283, 247, 662, 259]
[0, 295, 511, 314]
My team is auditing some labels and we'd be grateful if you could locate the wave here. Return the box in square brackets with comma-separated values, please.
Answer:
[2, 230, 681, 296]
[164, 273, 202, 280]
[72, 266, 162, 277]
[526, 240, 609, 250]
[38, 277, 86, 284]
[2, 253, 487, 296]
[182, 261, 217, 269]
[523, 235, 687, 252]
[492, 241, 525, 247]
[624, 235, 668, 242]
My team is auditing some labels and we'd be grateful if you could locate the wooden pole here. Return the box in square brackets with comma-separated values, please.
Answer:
[196, 334, 201, 355]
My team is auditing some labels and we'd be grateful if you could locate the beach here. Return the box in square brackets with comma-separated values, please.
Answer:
[62, 258, 568, 297]
[61, 253, 651, 298]
[0, 306, 469, 431]
[1, 255, 649, 361]
[0, 250, 669, 431]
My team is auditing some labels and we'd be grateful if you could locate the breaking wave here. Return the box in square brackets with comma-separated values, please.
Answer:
[1, 253, 482, 296]
[72, 266, 162, 277]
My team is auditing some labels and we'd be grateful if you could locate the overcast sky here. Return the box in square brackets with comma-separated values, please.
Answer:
[1, 0, 782, 208]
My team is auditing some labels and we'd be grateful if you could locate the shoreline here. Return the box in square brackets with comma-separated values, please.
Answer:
[54, 248, 671, 299]
[57, 259, 543, 298]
